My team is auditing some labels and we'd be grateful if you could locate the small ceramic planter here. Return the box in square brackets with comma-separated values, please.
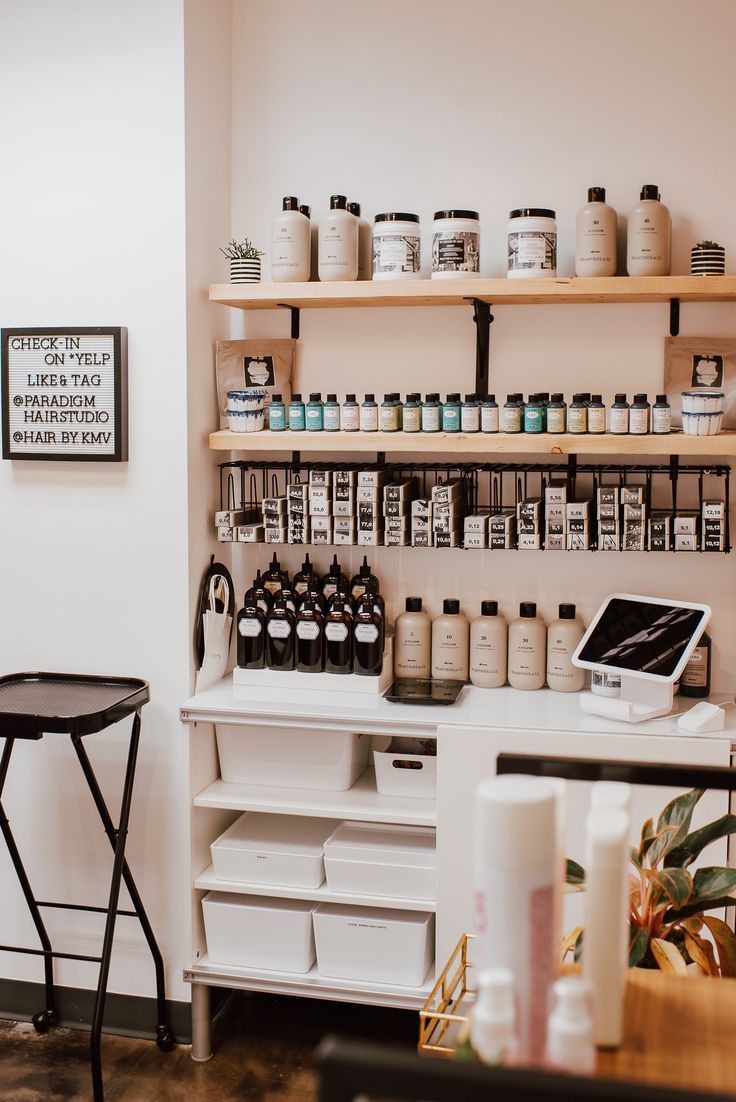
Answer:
[227, 388, 267, 412]
[227, 406, 265, 433]
[681, 389, 724, 414]
[682, 411, 723, 436]
[230, 257, 262, 284]
[691, 242, 725, 276]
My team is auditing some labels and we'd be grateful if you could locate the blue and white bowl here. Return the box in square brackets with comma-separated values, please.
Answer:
[227, 388, 267, 412]
[681, 410, 723, 436]
[681, 389, 724, 414]
[227, 406, 265, 433]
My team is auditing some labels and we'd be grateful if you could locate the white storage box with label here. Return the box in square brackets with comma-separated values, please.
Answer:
[211, 813, 339, 888]
[373, 738, 437, 799]
[216, 725, 369, 790]
[313, 903, 434, 987]
[202, 892, 316, 973]
[323, 821, 436, 900]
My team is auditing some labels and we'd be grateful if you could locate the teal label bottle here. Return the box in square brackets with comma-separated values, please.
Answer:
[268, 393, 286, 431]
[288, 393, 305, 431]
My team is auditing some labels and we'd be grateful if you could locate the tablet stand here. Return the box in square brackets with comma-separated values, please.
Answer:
[581, 671, 674, 724]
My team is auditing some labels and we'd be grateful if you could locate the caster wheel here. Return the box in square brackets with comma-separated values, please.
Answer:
[156, 1025, 176, 1052]
[32, 1009, 59, 1034]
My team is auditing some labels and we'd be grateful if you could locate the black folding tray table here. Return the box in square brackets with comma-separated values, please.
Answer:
[0, 672, 174, 1101]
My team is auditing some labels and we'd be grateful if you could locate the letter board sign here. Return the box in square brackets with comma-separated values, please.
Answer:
[2, 327, 128, 461]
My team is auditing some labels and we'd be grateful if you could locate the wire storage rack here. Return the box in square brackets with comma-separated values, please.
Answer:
[215, 457, 731, 554]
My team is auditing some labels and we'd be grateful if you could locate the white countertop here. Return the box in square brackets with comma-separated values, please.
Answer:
[180, 676, 736, 743]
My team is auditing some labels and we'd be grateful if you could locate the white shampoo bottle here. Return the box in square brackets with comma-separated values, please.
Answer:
[318, 194, 359, 282]
[271, 196, 311, 282]
[575, 187, 617, 277]
[507, 602, 546, 690]
[470, 968, 518, 1066]
[474, 775, 558, 1066]
[546, 977, 596, 1073]
[431, 599, 469, 682]
[469, 600, 507, 688]
[394, 596, 431, 679]
[626, 185, 671, 276]
[546, 603, 585, 692]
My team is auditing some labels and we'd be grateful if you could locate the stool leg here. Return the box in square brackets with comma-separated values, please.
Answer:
[0, 738, 58, 1031]
[72, 720, 174, 1048]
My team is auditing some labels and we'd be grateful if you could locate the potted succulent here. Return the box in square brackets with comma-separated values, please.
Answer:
[564, 787, 736, 975]
[220, 238, 264, 284]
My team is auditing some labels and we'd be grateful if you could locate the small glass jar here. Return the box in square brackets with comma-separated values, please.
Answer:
[422, 393, 441, 432]
[546, 394, 567, 434]
[403, 393, 422, 432]
[502, 394, 522, 433]
[610, 394, 629, 435]
[360, 393, 378, 432]
[442, 393, 462, 432]
[268, 393, 286, 431]
[507, 208, 557, 280]
[372, 213, 421, 280]
[288, 393, 305, 431]
[431, 209, 480, 279]
[306, 392, 324, 431]
[567, 394, 588, 434]
[630, 394, 650, 435]
[481, 395, 499, 433]
[380, 393, 400, 432]
[652, 394, 671, 434]
[341, 393, 360, 431]
[323, 393, 341, 431]
[461, 394, 480, 432]
[588, 394, 606, 434]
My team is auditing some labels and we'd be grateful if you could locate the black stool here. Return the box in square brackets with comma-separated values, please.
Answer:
[0, 673, 175, 1101]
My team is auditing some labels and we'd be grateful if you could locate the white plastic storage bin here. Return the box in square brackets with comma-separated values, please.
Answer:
[202, 892, 316, 973]
[313, 902, 434, 987]
[211, 813, 339, 888]
[373, 740, 437, 799]
[323, 821, 436, 900]
[216, 725, 369, 790]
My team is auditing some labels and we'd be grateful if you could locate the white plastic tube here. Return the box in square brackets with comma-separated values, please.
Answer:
[474, 775, 558, 1065]
[583, 808, 630, 1048]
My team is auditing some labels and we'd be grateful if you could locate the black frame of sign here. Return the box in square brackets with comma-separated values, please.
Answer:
[1, 327, 128, 462]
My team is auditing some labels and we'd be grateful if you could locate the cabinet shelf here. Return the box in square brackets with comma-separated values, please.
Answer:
[209, 428, 736, 458]
[194, 865, 436, 912]
[210, 275, 736, 310]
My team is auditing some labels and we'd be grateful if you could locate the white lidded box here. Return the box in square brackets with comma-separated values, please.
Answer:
[211, 813, 339, 888]
[323, 821, 436, 901]
[216, 725, 369, 790]
[313, 903, 434, 987]
[202, 892, 316, 972]
[373, 739, 437, 799]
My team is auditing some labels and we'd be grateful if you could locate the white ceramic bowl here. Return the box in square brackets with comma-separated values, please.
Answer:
[227, 388, 267, 412]
[681, 389, 724, 414]
[681, 410, 723, 436]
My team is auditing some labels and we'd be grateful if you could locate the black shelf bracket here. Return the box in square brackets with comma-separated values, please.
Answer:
[669, 297, 680, 337]
[291, 450, 301, 467]
[277, 304, 301, 340]
[470, 299, 494, 397]
[376, 452, 386, 466]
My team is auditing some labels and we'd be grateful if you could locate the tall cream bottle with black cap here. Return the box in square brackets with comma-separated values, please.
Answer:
[469, 600, 507, 688]
[626, 185, 671, 276]
[431, 599, 469, 682]
[507, 602, 546, 690]
[394, 596, 432, 679]
[546, 603, 586, 692]
[575, 187, 617, 277]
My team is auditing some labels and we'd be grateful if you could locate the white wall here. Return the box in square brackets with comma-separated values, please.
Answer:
[0, 0, 193, 1001]
[231, 0, 736, 689]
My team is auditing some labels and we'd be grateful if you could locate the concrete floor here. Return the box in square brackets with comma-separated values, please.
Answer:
[0, 993, 417, 1101]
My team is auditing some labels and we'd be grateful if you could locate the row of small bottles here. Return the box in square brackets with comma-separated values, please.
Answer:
[395, 598, 586, 691]
[268, 392, 671, 435]
[237, 554, 385, 676]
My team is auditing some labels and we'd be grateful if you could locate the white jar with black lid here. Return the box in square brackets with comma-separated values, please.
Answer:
[507, 208, 557, 279]
[431, 209, 480, 279]
[372, 213, 421, 280]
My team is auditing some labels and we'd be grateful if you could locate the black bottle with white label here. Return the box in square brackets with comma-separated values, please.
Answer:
[244, 569, 272, 615]
[266, 598, 295, 670]
[296, 600, 324, 673]
[325, 600, 353, 674]
[237, 601, 266, 669]
[263, 553, 289, 596]
[680, 630, 712, 698]
[353, 599, 383, 676]
[293, 554, 316, 597]
[321, 554, 349, 601]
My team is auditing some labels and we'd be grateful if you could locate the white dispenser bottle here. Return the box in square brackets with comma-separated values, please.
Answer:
[469, 600, 507, 688]
[626, 185, 671, 276]
[546, 603, 585, 692]
[575, 187, 617, 277]
[431, 599, 469, 681]
[348, 201, 372, 280]
[546, 977, 596, 1073]
[507, 603, 546, 690]
[474, 775, 558, 1065]
[318, 194, 359, 282]
[583, 808, 630, 1048]
[394, 596, 431, 679]
[271, 196, 311, 282]
[470, 968, 518, 1066]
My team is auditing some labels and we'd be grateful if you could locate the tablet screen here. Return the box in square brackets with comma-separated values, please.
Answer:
[576, 598, 707, 678]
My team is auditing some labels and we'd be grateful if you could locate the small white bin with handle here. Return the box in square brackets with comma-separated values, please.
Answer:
[373, 738, 437, 799]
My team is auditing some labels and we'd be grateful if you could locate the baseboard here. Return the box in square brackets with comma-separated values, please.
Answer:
[0, 979, 193, 1044]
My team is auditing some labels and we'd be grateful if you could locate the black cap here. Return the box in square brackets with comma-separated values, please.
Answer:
[446, 393, 461, 402]
[614, 393, 627, 403]
[591, 394, 603, 403]
[640, 185, 660, 201]
[272, 598, 288, 610]
[485, 393, 496, 403]
[299, 205, 311, 218]
[272, 393, 282, 401]
[330, 194, 348, 209]
[407, 392, 421, 401]
[434, 209, 479, 220]
[375, 212, 420, 224]
[384, 393, 393, 401]
[364, 393, 375, 402]
[633, 393, 648, 403]
[481, 600, 498, 616]
[559, 603, 576, 619]
[551, 392, 564, 402]
[300, 554, 313, 573]
[300, 599, 321, 613]
[269, 553, 281, 570]
[588, 187, 606, 203]
[572, 393, 586, 403]
[345, 393, 356, 402]
[520, 602, 537, 617]
[464, 393, 476, 402]
[405, 596, 423, 612]
[359, 556, 371, 577]
[329, 599, 351, 614]
[291, 392, 302, 401]
[426, 392, 440, 401]
[326, 393, 337, 402]
[309, 392, 322, 402]
[509, 208, 556, 219]
[347, 201, 361, 216]
[329, 554, 341, 573]
[656, 394, 668, 404]
[443, 598, 460, 614]
[282, 196, 299, 210]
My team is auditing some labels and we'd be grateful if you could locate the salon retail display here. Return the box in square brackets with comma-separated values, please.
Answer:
[318, 194, 359, 281]
[575, 187, 617, 277]
[271, 197, 311, 282]
[507, 603, 546, 690]
[626, 185, 671, 276]
[430, 599, 469, 681]
[546, 604, 585, 692]
[469, 601, 507, 688]
[431, 210, 480, 278]
[347, 201, 372, 280]
[691, 240, 725, 276]
[372, 213, 421, 280]
[216, 338, 295, 428]
[507, 208, 557, 279]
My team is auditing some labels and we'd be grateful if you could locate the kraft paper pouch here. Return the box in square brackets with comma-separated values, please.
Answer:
[216, 339, 295, 428]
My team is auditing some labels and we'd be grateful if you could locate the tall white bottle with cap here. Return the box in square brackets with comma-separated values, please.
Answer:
[318, 194, 359, 282]
[271, 196, 311, 282]
[626, 185, 671, 276]
[474, 775, 558, 1065]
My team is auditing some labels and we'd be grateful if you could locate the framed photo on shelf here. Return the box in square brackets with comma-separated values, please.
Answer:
[664, 336, 736, 429]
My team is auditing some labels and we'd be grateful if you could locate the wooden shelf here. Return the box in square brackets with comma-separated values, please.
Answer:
[209, 428, 736, 457]
[210, 275, 736, 310]
[194, 865, 436, 912]
[193, 768, 437, 828]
